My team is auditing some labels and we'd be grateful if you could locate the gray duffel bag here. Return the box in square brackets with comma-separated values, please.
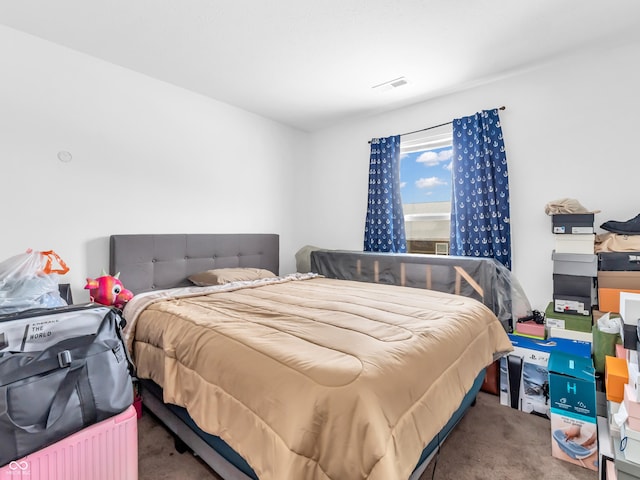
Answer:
[0, 305, 134, 467]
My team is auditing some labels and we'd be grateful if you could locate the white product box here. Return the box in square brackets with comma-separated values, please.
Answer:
[554, 234, 595, 255]
[621, 421, 640, 464]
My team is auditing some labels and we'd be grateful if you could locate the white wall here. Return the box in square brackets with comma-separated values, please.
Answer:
[0, 26, 307, 302]
[3, 24, 639, 312]
[297, 36, 640, 312]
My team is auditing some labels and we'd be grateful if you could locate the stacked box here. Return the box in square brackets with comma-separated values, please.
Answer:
[605, 355, 628, 403]
[545, 302, 593, 333]
[552, 214, 595, 235]
[499, 334, 591, 418]
[552, 251, 598, 276]
[624, 384, 640, 431]
[550, 214, 597, 318]
[554, 234, 596, 254]
[597, 248, 640, 316]
[618, 292, 640, 351]
[514, 321, 545, 339]
[598, 271, 640, 314]
[599, 252, 640, 271]
[548, 350, 598, 471]
[553, 273, 598, 315]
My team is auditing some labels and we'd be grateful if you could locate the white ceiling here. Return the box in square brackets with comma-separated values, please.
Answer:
[1, 1, 639, 132]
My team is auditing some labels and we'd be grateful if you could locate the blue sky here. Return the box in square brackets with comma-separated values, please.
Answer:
[399, 145, 453, 203]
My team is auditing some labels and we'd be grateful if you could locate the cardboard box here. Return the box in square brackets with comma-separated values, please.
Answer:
[552, 251, 598, 277]
[627, 358, 640, 400]
[514, 321, 545, 339]
[551, 214, 595, 235]
[623, 384, 640, 430]
[617, 343, 628, 358]
[620, 292, 640, 325]
[599, 288, 640, 314]
[553, 294, 592, 316]
[599, 271, 640, 290]
[499, 334, 591, 418]
[609, 400, 622, 438]
[599, 251, 640, 271]
[545, 302, 593, 331]
[598, 271, 640, 314]
[605, 355, 629, 403]
[547, 326, 592, 346]
[548, 350, 598, 471]
[554, 234, 595, 254]
[553, 274, 597, 305]
[621, 422, 640, 465]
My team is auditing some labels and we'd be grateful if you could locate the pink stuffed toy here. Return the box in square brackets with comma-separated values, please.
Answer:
[84, 271, 133, 309]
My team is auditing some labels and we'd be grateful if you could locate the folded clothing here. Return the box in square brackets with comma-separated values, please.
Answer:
[595, 232, 640, 252]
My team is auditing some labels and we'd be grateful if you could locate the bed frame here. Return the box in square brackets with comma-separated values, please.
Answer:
[110, 233, 484, 480]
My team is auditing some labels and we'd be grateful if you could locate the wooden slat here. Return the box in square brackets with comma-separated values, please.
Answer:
[454, 266, 485, 299]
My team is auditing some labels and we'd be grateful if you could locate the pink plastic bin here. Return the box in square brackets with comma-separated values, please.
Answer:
[0, 405, 138, 480]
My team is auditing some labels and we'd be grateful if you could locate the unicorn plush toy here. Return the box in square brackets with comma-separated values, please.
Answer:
[84, 271, 133, 309]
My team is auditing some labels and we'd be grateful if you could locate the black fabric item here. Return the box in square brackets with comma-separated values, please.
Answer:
[600, 213, 640, 234]
[58, 283, 73, 305]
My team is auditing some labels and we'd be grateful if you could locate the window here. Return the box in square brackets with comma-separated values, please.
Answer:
[399, 127, 453, 255]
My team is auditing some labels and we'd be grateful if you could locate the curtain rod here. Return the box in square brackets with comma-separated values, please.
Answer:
[369, 105, 506, 144]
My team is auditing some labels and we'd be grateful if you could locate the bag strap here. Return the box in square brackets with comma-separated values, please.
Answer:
[0, 359, 86, 434]
[40, 250, 70, 275]
[0, 350, 75, 387]
[107, 307, 137, 380]
[0, 338, 113, 387]
[42, 361, 85, 431]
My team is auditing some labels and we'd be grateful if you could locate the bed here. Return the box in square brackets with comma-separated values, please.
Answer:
[110, 233, 512, 480]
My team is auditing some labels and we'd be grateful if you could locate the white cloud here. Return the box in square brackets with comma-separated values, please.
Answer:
[438, 149, 453, 161]
[416, 148, 453, 166]
[416, 151, 439, 166]
[415, 176, 447, 189]
[400, 181, 407, 188]
[443, 161, 452, 171]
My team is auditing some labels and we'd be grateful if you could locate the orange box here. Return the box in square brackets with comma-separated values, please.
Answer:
[605, 355, 629, 402]
[598, 271, 640, 313]
[599, 287, 640, 313]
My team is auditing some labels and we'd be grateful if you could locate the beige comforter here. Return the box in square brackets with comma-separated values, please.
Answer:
[124, 274, 512, 480]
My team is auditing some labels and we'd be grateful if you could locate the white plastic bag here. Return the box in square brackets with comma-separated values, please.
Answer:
[597, 312, 621, 334]
[0, 249, 70, 315]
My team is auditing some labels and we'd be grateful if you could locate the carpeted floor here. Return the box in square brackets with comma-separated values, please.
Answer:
[138, 392, 598, 480]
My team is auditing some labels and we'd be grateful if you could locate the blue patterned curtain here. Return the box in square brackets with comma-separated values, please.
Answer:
[364, 135, 407, 252]
[450, 109, 511, 269]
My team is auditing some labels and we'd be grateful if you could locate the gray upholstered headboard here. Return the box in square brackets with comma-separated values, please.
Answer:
[109, 234, 279, 294]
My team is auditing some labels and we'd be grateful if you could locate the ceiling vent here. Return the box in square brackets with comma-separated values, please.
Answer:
[372, 76, 408, 92]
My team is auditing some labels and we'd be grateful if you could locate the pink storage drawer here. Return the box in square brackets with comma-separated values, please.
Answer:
[0, 405, 138, 480]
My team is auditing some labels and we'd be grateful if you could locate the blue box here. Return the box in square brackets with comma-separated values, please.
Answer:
[548, 350, 598, 471]
[499, 334, 591, 418]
